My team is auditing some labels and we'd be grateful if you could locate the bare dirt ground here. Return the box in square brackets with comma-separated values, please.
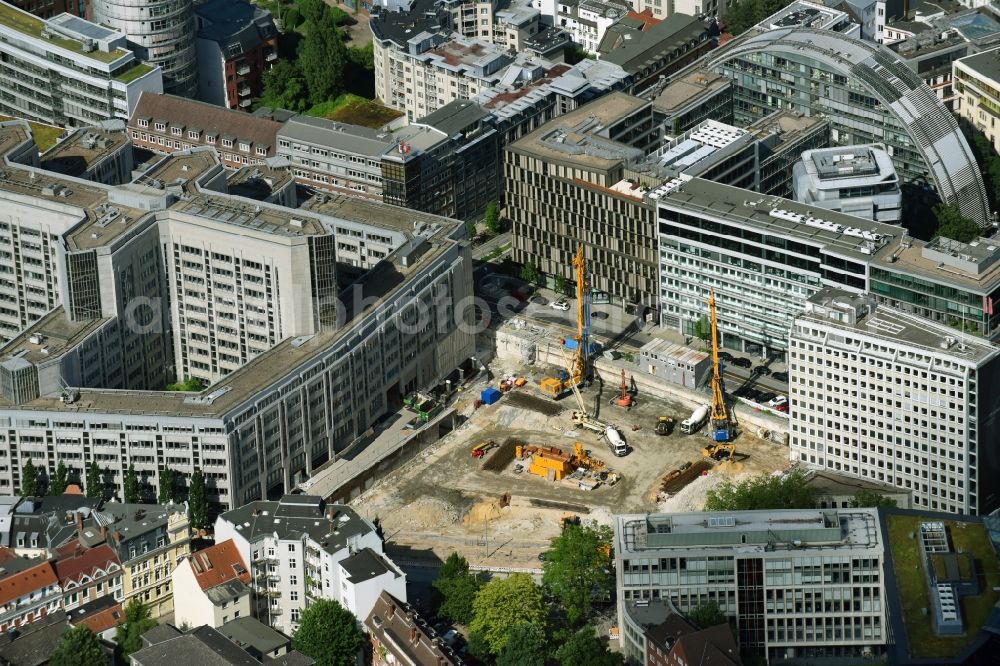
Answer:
[352, 358, 790, 568]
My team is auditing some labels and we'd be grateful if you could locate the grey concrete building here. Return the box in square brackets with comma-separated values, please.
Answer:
[39, 125, 134, 186]
[615, 508, 888, 664]
[636, 339, 709, 388]
[788, 288, 1000, 515]
[0, 124, 476, 511]
[792, 145, 902, 222]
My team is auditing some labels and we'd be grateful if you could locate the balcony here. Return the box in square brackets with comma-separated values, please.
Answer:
[265, 52, 277, 62]
[239, 98, 252, 108]
[238, 85, 251, 96]
[236, 64, 251, 76]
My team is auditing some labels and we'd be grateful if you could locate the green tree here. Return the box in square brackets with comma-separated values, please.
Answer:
[85, 461, 103, 500]
[123, 464, 140, 503]
[51, 624, 106, 666]
[554, 625, 623, 666]
[704, 470, 815, 511]
[692, 315, 710, 344]
[542, 522, 613, 625]
[166, 377, 204, 391]
[688, 601, 729, 629]
[850, 489, 897, 508]
[466, 629, 492, 663]
[432, 553, 483, 625]
[292, 599, 365, 666]
[298, 0, 328, 24]
[469, 573, 545, 654]
[115, 598, 157, 661]
[465, 220, 477, 240]
[188, 469, 209, 530]
[49, 460, 68, 496]
[347, 42, 374, 70]
[520, 261, 541, 285]
[259, 60, 310, 112]
[724, 0, 791, 35]
[20, 460, 37, 497]
[158, 467, 176, 504]
[298, 13, 347, 105]
[496, 622, 547, 666]
[554, 274, 568, 295]
[484, 200, 501, 235]
[933, 204, 980, 243]
[282, 6, 302, 29]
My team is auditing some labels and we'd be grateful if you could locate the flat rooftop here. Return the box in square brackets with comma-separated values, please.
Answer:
[801, 287, 998, 364]
[956, 47, 1000, 84]
[0, 4, 130, 64]
[807, 145, 892, 180]
[226, 164, 293, 199]
[747, 111, 827, 143]
[617, 508, 881, 553]
[0, 307, 110, 366]
[135, 149, 220, 192]
[39, 128, 129, 178]
[427, 37, 506, 69]
[171, 194, 327, 237]
[650, 69, 730, 116]
[278, 116, 394, 157]
[0, 121, 34, 158]
[657, 177, 902, 261]
[507, 92, 650, 169]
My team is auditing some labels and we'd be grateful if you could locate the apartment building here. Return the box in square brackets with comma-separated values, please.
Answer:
[557, 0, 629, 53]
[0, 7, 162, 127]
[0, 552, 62, 632]
[788, 288, 1000, 515]
[51, 540, 123, 614]
[172, 539, 251, 629]
[708, 25, 990, 226]
[0, 126, 476, 508]
[954, 47, 1000, 152]
[129, 92, 283, 169]
[615, 509, 888, 664]
[91, 0, 198, 98]
[40, 124, 133, 185]
[194, 0, 278, 111]
[216, 496, 407, 636]
[366, 592, 467, 666]
[791, 145, 902, 222]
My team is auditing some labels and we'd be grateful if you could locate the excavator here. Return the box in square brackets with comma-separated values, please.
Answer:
[703, 288, 736, 459]
[539, 246, 590, 398]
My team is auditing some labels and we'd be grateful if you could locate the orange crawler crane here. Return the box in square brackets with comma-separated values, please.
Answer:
[516, 444, 571, 481]
[614, 369, 632, 408]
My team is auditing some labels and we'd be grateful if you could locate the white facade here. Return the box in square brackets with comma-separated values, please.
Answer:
[556, 0, 627, 53]
[215, 497, 406, 636]
[954, 47, 1000, 153]
[172, 555, 251, 629]
[788, 289, 1000, 515]
[791, 145, 902, 222]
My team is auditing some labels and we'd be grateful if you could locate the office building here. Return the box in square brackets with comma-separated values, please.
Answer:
[649, 68, 733, 136]
[172, 539, 251, 629]
[757, 0, 860, 38]
[747, 112, 830, 198]
[0, 7, 162, 127]
[129, 92, 283, 169]
[7, 0, 89, 19]
[598, 13, 714, 94]
[614, 508, 888, 664]
[788, 288, 1000, 514]
[656, 178, 903, 358]
[40, 124, 133, 185]
[954, 46, 1000, 152]
[367, 592, 467, 666]
[92, 0, 198, 98]
[194, 0, 278, 111]
[216, 496, 407, 636]
[792, 145, 902, 222]
[708, 26, 990, 226]
[0, 127, 475, 510]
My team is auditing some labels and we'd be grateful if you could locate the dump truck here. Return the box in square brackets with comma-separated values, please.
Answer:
[680, 404, 710, 434]
[404, 391, 443, 422]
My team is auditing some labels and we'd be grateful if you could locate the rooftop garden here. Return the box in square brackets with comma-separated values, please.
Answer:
[887, 514, 1000, 660]
[305, 93, 402, 128]
[0, 115, 63, 152]
[114, 62, 154, 84]
[0, 2, 128, 64]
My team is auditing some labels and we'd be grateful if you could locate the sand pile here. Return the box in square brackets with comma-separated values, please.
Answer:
[463, 498, 511, 525]
[394, 497, 461, 530]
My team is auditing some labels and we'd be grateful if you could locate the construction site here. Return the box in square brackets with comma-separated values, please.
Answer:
[350, 247, 792, 569]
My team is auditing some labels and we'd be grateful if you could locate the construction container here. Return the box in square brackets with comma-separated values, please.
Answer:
[480, 387, 501, 405]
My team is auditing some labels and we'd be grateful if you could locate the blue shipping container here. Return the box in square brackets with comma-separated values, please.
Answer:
[481, 388, 501, 405]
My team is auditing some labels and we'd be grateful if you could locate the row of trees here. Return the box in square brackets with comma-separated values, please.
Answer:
[705, 470, 897, 511]
[21, 461, 211, 530]
[432, 522, 621, 665]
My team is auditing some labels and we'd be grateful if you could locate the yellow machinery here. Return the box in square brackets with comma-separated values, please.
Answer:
[560, 513, 581, 528]
[571, 442, 605, 472]
[707, 289, 731, 443]
[516, 444, 571, 481]
[539, 246, 590, 397]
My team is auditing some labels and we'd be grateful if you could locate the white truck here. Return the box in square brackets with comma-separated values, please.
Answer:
[605, 425, 628, 456]
[680, 404, 710, 434]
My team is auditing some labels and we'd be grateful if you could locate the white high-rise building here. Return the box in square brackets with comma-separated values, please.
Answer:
[788, 288, 1000, 515]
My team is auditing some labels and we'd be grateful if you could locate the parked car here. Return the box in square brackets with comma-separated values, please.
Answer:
[550, 299, 570, 311]
[757, 392, 776, 404]
[730, 357, 752, 368]
[772, 371, 789, 383]
[718, 351, 733, 362]
[768, 395, 788, 408]
[752, 366, 772, 376]
[592, 311, 609, 320]
[775, 402, 789, 412]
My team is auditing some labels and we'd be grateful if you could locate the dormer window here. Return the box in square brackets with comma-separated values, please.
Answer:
[239, 142, 250, 152]
[222, 138, 234, 148]
[138, 119, 149, 128]
[154, 122, 166, 132]
[188, 130, 200, 140]
[256, 147, 267, 156]
[170, 127, 182, 136]
[206, 135, 217, 144]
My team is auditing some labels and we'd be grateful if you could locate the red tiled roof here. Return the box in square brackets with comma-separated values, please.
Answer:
[188, 540, 250, 592]
[74, 602, 123, 634]
[128, 91, 283, 152]
[0, 561, 58, 606]
[52, 542, 120, 587]
[627, 9, 662, 31]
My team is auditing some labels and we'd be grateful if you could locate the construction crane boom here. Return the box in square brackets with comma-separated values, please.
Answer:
[572, 246, 589, 384]
[708, 289, 730, 442]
